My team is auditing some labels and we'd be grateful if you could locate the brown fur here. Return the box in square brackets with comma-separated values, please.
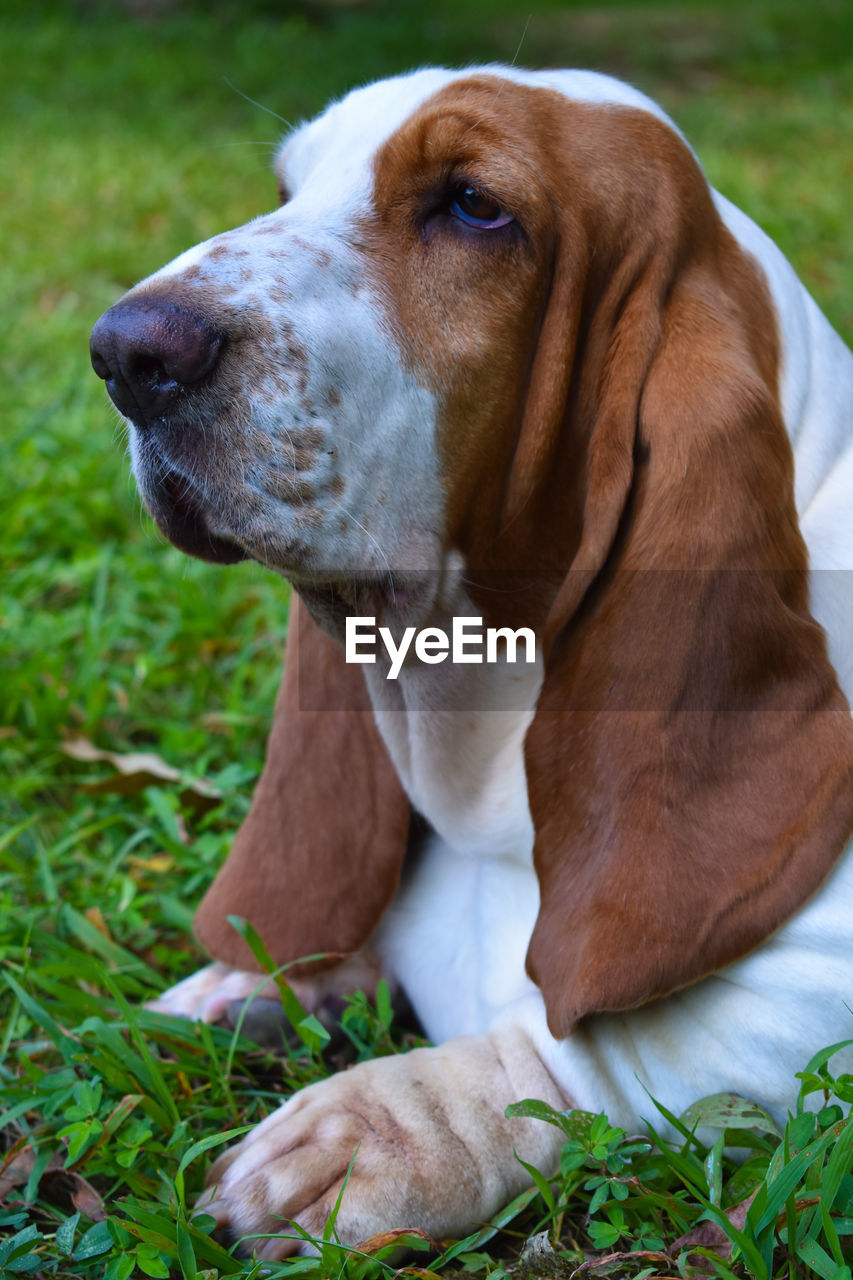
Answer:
[194, 593, 410, 973]
[197, 76, 853, 1032]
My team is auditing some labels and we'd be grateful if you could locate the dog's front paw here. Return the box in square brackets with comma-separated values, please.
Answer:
[199, 1031, 567, 1260]
[146, 962, 280, 1023]
[147, 952, 392, 1036]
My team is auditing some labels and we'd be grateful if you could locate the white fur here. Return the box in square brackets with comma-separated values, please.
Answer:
[139, 66, 853, 1194]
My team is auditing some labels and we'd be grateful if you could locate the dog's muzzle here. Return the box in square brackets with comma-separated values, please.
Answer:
[91, 296, 248, 564]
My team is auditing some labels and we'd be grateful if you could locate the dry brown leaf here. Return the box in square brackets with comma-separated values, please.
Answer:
[127, 853, 175, 874]
[355, 1226, 440, 1254]
[670, 1194, 754, 1266]
[84, 905, 112, 939]
[68, 1172, 107, 1221]
[0, 1140, 64, 1205]
[62, 736, 221, 814]
[0, 1139, 36, 1203]
[1, 1135, 106, 1220]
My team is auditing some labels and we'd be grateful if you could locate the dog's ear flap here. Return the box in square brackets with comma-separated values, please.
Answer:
[525, 573, 853, 1037]
[193, 592, 411, 974]
[520, 192, 853, 1037]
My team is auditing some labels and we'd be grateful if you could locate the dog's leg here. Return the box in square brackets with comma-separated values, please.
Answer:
[199, 1026, 568, 1258]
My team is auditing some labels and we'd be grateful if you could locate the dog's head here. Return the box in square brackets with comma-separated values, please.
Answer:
[91, 66, 745, 628]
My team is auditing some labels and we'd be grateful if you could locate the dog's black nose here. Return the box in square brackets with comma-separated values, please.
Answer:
[90, 298, 225, 422]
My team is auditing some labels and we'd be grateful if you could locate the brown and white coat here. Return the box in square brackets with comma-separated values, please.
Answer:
[90, 67, 853, 1257]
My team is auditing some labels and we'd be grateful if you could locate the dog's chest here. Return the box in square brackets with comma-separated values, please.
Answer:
[366, 648, 543, 863]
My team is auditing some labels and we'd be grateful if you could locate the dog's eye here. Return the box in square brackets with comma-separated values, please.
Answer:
[449, 184, 513, 229]
[277, 180, 290, 206]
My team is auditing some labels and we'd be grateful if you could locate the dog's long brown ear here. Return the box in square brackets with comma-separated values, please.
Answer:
[511, 105, 853, 1037]
[194, 593, 411, 974]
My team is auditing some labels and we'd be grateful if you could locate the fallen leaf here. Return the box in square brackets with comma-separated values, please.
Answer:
[61, 736, 221, 814]
[670, 1194, 755, 1266]
[520, 1229, 558, 1264]
[1, 1136, 107, 1220]
[68, 1173, 107, 1221]
[0, 1139, 63, 1205]
[84, 906, 112, 939]
[127, 853, 175, 874]
[355, 1226, 439, 1254]
[0, 1138, 35, 1203]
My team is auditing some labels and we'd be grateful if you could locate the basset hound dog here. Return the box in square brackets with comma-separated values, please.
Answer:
[90, 66, 853, 1257]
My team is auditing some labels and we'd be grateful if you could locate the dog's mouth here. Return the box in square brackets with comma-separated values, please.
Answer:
[135, 447, 438, 626]
[138, 467, 421, 612]
[141, 469, 248, 565]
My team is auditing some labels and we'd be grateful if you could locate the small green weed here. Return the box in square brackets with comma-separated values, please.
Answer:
[506, 1042, 853, 1279]
[0, 928, 415, 1279]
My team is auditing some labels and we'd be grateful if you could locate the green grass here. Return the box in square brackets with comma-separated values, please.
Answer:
[2, 0, 852, 1275]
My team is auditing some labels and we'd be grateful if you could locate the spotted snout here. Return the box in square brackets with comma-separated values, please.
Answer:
[91, 217, 445, 594]
[90, 289, 258, 564]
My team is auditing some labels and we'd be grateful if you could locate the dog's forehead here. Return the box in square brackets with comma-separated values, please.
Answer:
[274, 69, 461, 213]
[273, 65, 679, 214]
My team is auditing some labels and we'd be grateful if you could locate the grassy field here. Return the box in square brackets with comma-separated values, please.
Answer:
[2, 0, 852, 1275]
